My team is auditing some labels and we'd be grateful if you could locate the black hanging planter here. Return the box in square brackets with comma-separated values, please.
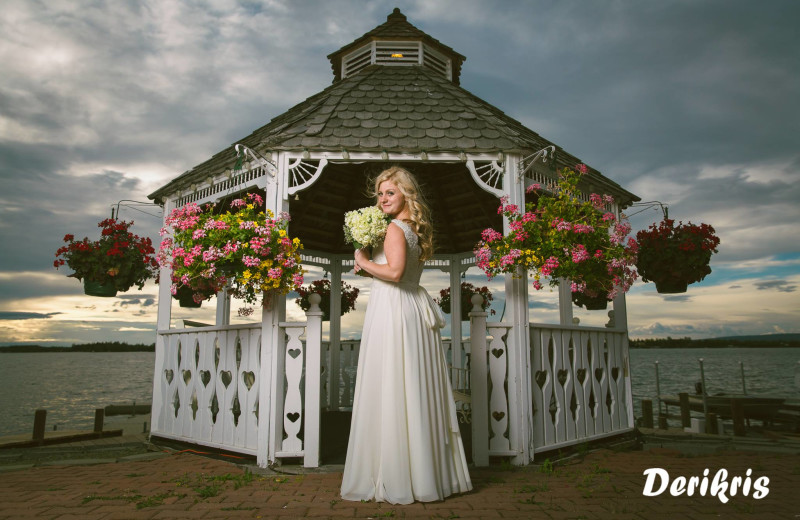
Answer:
[175, 287, 202, 308]
[654, 279, 689, 294]
[83, 279, 117, 297]
[572, 292, 608, 310]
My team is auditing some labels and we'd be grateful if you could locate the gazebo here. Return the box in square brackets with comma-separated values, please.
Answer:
[148, 8, 639, 468]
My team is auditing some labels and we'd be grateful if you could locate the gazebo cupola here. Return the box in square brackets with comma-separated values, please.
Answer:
[328, 8, 466, 84]
[148, 8, 639, 471]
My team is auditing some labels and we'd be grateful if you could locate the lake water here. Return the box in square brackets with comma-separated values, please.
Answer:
[1, 348, 799, 436]
[0, 352, 154, 437]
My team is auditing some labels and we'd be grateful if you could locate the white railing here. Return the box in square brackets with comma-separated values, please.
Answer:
[152, 325, 262, 455]
[151, 298, 323, 467]
[321, 340, 361, 410]
[530, 324, 632, 452]
[469, 299, 633, 465]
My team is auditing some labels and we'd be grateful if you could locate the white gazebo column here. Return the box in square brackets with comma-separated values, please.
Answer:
[449, 256, 463, 370]
[558, 278, 574, 325]
[151, 197, 175, 438]
[260, 152, 290, 467]
[502, 154, 534, 464]
[329, 258, 344, 409]
[612, 289, 634, 426]
[215, 288, 230, 326]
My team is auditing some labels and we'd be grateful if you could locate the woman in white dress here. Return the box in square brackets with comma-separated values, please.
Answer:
[340, 166, 473, 504]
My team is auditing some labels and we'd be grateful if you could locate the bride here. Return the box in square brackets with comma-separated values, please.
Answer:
[340, 166, 472, 504]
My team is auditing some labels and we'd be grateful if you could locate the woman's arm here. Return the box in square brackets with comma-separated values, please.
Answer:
[354, 223, 407, 282]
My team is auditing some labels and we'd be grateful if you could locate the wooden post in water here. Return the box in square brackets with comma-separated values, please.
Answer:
[641, 399, 654, 428]
[731, 399, 746, 436]
[32, 409, 47, 442]
[94, 408, 105, 433]
[678, 393, 691, 428]
[706, 412, 718, 434]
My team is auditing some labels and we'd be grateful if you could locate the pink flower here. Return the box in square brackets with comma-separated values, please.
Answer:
[192, 229, 206, 239]
[540, 256, 560, 276]
[571, 244, 590, 263]
[575, 163, 588, 174]
[526, 183, 541, 193]
[243, 255, 261, 267]
[481, 228, 503, 243]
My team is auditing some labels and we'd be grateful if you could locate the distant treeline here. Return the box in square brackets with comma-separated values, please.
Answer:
[0, 341, 155, 353]
[629, 336, 800, 349]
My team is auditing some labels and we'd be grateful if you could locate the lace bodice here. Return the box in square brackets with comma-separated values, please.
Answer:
[372, 219, 423, 285]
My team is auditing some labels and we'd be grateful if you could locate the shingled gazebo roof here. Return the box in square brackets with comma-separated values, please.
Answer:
[149, 8, 639, 254]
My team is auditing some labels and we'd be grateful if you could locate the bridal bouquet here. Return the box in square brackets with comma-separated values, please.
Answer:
[343, 206, 391, 249]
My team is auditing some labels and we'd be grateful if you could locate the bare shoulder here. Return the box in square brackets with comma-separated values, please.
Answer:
[384, 222, 407, 248]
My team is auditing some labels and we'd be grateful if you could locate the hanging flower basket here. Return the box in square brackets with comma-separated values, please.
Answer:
[635, 218, 720, 294]
[474, 165, 638, 302]
[295, 279, 359, 321]
[434, 282, 495, 321]
[571, 290, 608, 310]
[83, 279, 118, 297]
[54, 219, 158, 296]
[158, 192, 305, 316]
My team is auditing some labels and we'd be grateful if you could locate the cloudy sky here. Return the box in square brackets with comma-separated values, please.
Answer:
[1, 0, 798, 346]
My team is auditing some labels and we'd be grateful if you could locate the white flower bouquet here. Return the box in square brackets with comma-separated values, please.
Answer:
[343, 206, 391, 249]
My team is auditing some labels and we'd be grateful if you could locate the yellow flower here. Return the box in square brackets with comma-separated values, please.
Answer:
[278, 229, 286, 237]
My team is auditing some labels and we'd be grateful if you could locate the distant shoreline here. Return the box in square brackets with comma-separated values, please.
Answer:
[0, 342, 154, 353]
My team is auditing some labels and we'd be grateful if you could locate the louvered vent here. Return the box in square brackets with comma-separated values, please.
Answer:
[375, 41, 420, 65]
[341, 41, 452, 81]
[422, 44, 451, 80]
[342, 44, 372, 78]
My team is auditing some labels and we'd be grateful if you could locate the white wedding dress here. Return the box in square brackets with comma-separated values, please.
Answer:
[340, 219, 472, 504]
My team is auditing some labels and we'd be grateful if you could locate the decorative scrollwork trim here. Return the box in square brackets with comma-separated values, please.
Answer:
[466, 159, 505, 197]
[286, 158, 328, 196]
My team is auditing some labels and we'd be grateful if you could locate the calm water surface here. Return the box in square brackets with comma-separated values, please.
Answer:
[0, 352, 154, 436]
[1, 348, 798, 436]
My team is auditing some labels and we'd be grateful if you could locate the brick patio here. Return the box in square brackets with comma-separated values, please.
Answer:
[0, 433, 798, 519]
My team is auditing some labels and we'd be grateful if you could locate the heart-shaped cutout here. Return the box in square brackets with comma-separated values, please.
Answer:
[595, 368, 604, 382]
[164, 369, 174, 384]
[557, 369, 569, 385]
[286, 412, 300, 423]
[576, 368, 587, 384]
[491, 348, 504, 358]
[220, 370, 232, 387]
[200, 370, 211, 387]
[242, 371, 255, 390]
[534, 370, 547, 389]
[288, 348, 301, 359]
[182, 369, 192, 385]
[611, 367, 620, 381]
[492, 411, 505, 422]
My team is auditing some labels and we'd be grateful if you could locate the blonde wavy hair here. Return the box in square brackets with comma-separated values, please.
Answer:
[371, 166, 435, 261]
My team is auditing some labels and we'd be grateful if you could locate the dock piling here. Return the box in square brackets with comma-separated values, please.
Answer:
[731, 399, 746, 436]
[93, 408, 105, 433]
[32, 409, 47, 442]
[678, 392, 691, 428]
[642, 399, 654, 428]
